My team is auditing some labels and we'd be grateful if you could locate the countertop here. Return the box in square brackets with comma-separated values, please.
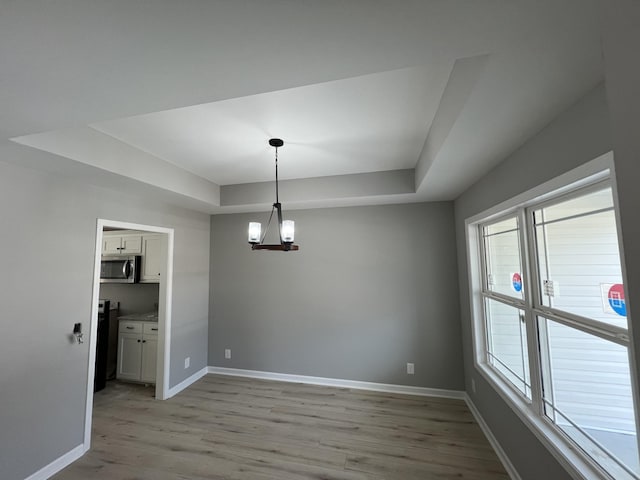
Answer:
[118, 312, 158, 322]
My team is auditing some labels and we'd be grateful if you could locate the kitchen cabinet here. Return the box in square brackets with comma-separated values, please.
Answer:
[103, 235, 124, 255]
[140, 324, 158, 383]
[117, 332, 142, 381]
[102, 234, 142, 255]
[117, 320, 158, 384]
[103, 231, 161, 282]
[141, 234, 162, 283]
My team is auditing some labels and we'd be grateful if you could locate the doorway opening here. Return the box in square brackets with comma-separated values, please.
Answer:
[83, 219, 174, 449]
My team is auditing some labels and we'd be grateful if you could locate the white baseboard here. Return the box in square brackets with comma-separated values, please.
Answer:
[24, 444, 84, 480]
[208, 366, 465, 399]
[464, 393, 521, 480]
[166, 366, 208, 399]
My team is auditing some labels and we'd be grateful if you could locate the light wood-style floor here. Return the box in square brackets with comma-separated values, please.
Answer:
[54, 375, 509, 479]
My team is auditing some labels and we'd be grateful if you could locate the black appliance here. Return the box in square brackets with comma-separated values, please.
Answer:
[95, 299, 112, 392]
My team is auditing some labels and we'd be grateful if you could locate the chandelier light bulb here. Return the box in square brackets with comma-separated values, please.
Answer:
[248, 222, 261, 244]
[281, 220, 295, 243]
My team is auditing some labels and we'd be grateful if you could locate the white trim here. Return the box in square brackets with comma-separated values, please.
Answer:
[24, 444, 84, 480]
[84, 219, 174, 450]
[83, 220, 104, 450]
[159, 227, 174, 400]
[465, 151, 613, 226]
[464, 394, 522, 480]
[166, 367, 208, 399]
[207, 367, 465, 399]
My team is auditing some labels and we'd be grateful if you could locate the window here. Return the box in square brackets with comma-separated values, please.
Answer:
[481, 216, 531, 398]
[470, 177, 638, 480]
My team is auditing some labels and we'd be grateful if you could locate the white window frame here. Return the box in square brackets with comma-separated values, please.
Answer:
[480, 211, 533, 401]
[465, 152, 640, 480]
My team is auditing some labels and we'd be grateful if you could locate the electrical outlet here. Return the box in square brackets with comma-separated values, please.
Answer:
[225, 348, 231, 359]
[184, 357, 190, 369]
[407, 363, 414, 375]
[472, 378, 476, 393]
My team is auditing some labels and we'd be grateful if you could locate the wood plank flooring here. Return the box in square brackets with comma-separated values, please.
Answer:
[53, 375, 509, 479]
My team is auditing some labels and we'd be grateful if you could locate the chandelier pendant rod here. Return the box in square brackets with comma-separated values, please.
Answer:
[274, 145, 285, 244]
[275, 145, 279, 205]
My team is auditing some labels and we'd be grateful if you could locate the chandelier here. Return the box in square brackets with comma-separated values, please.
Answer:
[248, 138, 299, 251]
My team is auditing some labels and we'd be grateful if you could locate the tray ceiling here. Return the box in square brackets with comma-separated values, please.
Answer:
[4, 0, 604, 213]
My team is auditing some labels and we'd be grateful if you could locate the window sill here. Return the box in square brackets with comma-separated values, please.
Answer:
[474, 362, 628, 480]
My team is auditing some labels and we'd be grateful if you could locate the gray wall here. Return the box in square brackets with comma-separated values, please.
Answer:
[99, 283, 159, 316]
[454, 84, 612, 479]
[0, 147, 210, 480]
[209, 202, 463, 389]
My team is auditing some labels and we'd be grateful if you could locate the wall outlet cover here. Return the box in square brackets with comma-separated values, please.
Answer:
[407, 363, 415, 375]
[225, 349, 231, 359]
[184, 357, 190, 369]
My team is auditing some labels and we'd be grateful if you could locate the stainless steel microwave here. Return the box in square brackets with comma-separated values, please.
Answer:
[100, 255, 141, 283]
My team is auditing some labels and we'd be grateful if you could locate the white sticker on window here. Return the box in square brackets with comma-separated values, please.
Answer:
[543, 280, 558, 297]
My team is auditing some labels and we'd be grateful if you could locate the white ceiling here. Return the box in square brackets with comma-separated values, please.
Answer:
[2, 0, 604, 213]
[90, 65, 449, 185]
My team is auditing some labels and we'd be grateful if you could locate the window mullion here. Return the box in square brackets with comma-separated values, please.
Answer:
[527, 203, 557, 420]
[521, 207, 544, 416]
[537, 315, 556, 422]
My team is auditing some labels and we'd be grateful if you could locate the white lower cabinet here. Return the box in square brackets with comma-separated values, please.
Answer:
[117, 332, 143, 381]
[140, 334, 158, 383]
[117, 320, 158, 384]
